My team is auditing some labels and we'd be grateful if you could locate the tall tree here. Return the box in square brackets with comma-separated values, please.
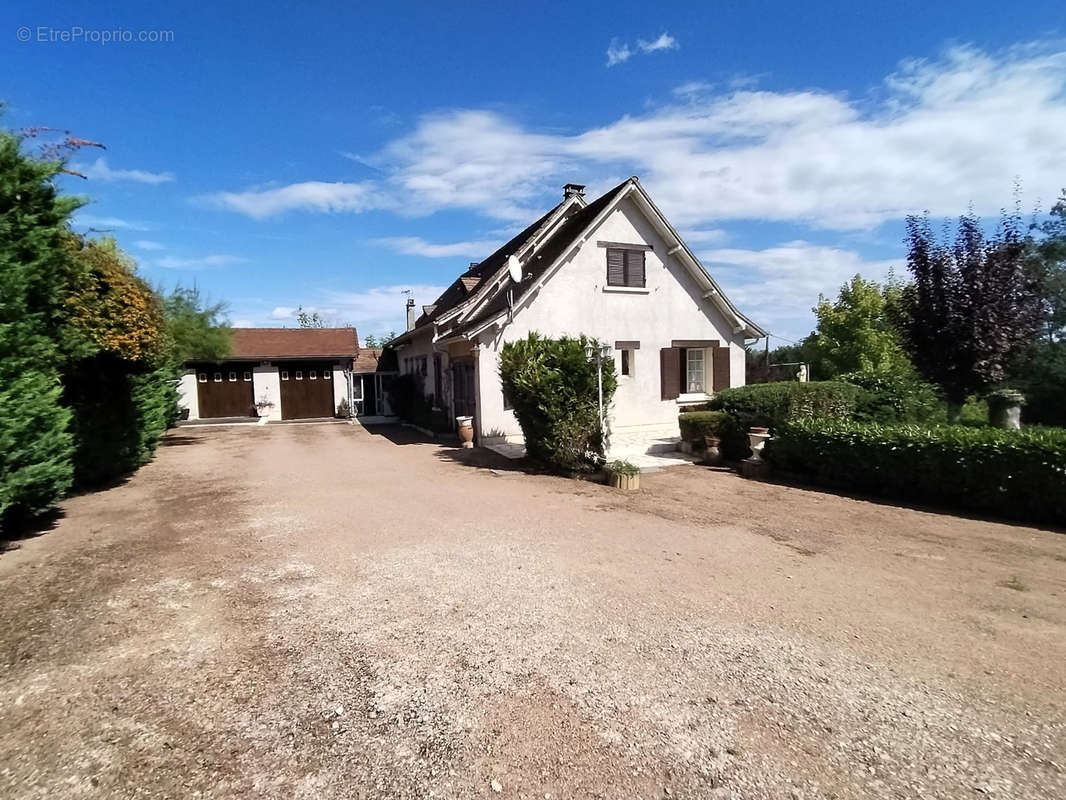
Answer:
[807, 274, 912, 378]
[295, 305, 325, 328]
[0, 130, 82, 526]
[898, 210, 1045, 416]
[163, 287, 232, 362]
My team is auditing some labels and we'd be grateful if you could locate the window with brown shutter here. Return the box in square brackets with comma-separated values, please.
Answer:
[660, 347, 681, 400]
[712, 346, 731, 392]
[606, 248, 646, 288]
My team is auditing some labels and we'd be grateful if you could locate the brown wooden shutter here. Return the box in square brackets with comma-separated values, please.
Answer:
[712, 346, 731, 392]
[624, 250, 645, 287]
[606, 248, 625, 286]
[660, 347, 680, 400]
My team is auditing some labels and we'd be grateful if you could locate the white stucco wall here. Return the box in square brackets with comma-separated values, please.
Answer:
[332, 364, 349, 415]
[253, 364, 282, 421]
[474, 196, 749, 443]
[178, 369, 199, 419]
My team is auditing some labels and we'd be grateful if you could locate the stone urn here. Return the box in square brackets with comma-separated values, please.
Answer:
[703, 436, 722, 466]
[746, 427, 770, 463]
[988, 389, 1025, 430]
[456, 415, 474, 448]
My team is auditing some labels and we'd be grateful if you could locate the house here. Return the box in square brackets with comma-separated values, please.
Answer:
[387, 177, 765, 454]
[178, 327, 383, 421]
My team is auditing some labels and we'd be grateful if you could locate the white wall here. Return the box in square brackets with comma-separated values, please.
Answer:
[476, 195, 748, 442]
[332, 364, 349, 415]
[178, 369, 199, 419]
[253, 364, 282, 421]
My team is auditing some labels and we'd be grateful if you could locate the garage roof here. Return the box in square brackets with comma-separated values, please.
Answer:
[228, 328, 360, 360]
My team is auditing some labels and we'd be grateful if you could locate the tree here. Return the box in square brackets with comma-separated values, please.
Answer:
[898, 211, 1045, 416]
[295, 305, 325, 328]
[362, 334, 378, 348]
[807, 275, 912, 379]
[163, 287, 232, 362]
[0, 130, 82, 526]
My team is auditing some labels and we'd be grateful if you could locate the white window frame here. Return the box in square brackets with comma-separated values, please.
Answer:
[309, 369, 317, 380]
[228, 371, 237, 382]
[619, 349, 634, 377]
[686, 348, 705, 394]
[295, 370, 304, 381]
[198, 373, 207, 383]
[281, 370, 289, 381]
[213, 372, 222, 383]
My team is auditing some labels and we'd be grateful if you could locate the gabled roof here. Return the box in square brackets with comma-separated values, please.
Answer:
[389, 177, 765, 345]
[226, 327, 360, 360]
[352, 347, 382, 374]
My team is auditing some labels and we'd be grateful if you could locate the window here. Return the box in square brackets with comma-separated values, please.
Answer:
[295, 370, 303, 380]
[419, 356, 428, 377]
[433, 354, 443, 404]
[243, 371, 252, 381]
[228, 371, 237, 382]
[323, 369, 331, 380]
[309, 369, 317, 380]
[620, 349, 632, 376]
[686, 349, 705, 394]
[606, 248, 646, 288]
[213, 372, 222, 383]
[197, 373, 207, 383]
[281, 371, 289, 381]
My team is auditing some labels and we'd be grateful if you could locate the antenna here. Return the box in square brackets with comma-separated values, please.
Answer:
[507, 254, 522, 284]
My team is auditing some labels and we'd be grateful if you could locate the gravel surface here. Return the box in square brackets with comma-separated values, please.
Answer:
[1, 423, 1064, 799]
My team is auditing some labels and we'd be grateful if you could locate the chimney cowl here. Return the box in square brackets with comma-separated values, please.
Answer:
[563, 183, 586, 199]
[405, 297, 417, 331]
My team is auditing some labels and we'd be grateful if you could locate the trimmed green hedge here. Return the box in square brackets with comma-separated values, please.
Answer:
[707, 381, 862, 430]
[838, 370, 944, 423]
[765, 419, 1066, 525]
[678, 410, 749, 460]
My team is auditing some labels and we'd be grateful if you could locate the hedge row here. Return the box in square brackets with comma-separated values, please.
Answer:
[765, 419, 1066, 525]
[707, 381, 862, 430]
[678, 411, 749, 460]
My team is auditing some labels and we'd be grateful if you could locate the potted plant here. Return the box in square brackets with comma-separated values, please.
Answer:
[703, 435, 722, 466]
[605, 459, 640, 490]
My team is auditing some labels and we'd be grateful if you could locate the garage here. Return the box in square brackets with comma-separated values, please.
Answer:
[194, 363, 256, 418]
[278, 361, 336, 419]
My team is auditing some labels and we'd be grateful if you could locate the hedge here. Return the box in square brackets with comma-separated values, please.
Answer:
[837, 370, 944, 423]
[707, 381, 862, 430]
[678, 410, 749, 460]
[765, 419, 1066, 525]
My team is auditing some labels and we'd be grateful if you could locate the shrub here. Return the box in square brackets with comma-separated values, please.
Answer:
[500, 333, 616, 472]
[708, 381, 861, 431]
[838, 370, 944, 423]
[606, 459, 639, 476]
[387, 373, 431, 424]
[765, 419, 1066, 525]
[678, 410, 749, 460]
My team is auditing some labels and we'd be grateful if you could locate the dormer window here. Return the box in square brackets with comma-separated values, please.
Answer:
[605, 247, 646, 288]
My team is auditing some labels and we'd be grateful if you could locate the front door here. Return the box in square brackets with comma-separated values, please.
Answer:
[451, 359, 476, 420]
[195, 363, 255, 418]
[278, 361, 335, 419]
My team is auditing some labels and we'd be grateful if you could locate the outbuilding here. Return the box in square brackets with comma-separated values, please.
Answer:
[178, 328, 362, 422]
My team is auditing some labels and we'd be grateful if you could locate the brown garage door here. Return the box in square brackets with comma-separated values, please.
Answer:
[278, 362, 336, 419]
[195, 364, 256, 418]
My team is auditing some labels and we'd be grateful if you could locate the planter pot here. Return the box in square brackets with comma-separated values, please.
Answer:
[679, 440, 694, 454]
[456, 415, 474, 449]
[747, 427, 770, 464]
[608, 471, 640, 490]
[703, 436, 722, 466]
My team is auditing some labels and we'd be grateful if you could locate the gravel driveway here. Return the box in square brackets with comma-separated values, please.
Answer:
[1, 423, 1064, 799]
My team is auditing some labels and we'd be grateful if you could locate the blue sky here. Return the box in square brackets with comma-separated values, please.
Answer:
[3, 2, 1064, 344]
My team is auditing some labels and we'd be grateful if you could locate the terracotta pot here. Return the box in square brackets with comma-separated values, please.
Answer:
[456, 415, 474, 449]
[703, 436, 722, 466]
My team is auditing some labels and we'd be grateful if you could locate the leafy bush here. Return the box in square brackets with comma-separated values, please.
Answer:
[708, 381, 861, 431]
[838, 370, 944, 423]
[765, 419, 1066, 525]
[500, 333, 616, 472]
[678, 410, 749, 460]
[387, 373, 431, 424]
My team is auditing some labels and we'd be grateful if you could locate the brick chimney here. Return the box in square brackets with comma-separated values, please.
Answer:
[405, 297, 416, 331]
[563, 183, 586, 200]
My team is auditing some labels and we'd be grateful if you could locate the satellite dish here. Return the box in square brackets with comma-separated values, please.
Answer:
[507, 254, 522, 283]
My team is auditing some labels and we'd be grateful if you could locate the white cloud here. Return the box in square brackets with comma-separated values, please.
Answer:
[374, 236, 501, 258]
[682, 228, 730, 245]
[156, 254, 247, 270]
[204, 181, 381, 219]
[373, 43, 1066, 231]
[319, 284, 448, 334]
[638, 33, 678, 54]
[607, 32, 678, 66]
[133, 240, 165, 251]
[76, 157, 174, 184]
[702, 241, 901, 339]
[71, 213, 150, 231]
[606, 39, 633, 67]
[269, 306, 296, 320]
[231, 318, 255, 328]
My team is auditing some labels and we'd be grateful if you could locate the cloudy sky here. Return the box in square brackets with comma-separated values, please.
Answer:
[4, 1, 1064, 343]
